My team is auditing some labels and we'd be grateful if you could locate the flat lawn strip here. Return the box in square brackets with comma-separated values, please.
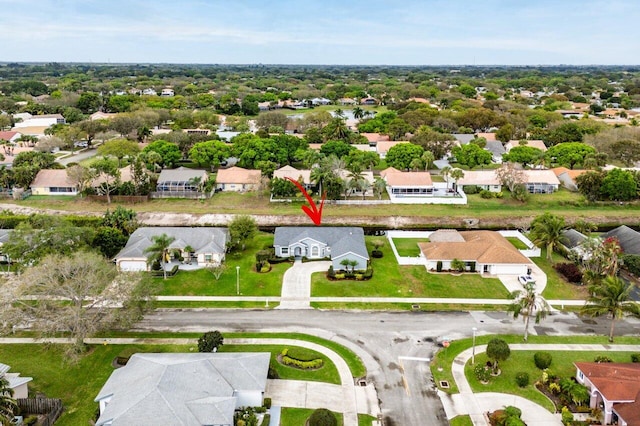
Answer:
[158, 232, 287, 297]
[506, 237, 528, 250]
[311, 302, 503, 311]
[221, 344, 340, 385]
[537, 250, 589, 300]
[430, 334, 640, 405]
[391, 237, 430, 256]
[10, 186, 640, 220]
[449, 415, 473, 426]
[280, 408, 344, 426]
[155, 301, 274, 309]
[465, 350, 637, 413]
[0, 342, 341, 425]
[311, 238, 510, 299]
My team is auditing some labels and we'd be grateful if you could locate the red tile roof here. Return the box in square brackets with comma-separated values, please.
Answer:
[575, 362, 640, 402]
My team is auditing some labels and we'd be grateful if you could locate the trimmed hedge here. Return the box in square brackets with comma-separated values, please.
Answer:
[280, 348, 324, 370]
[515, 372, 529, 388]
[534, 352, 552, 370]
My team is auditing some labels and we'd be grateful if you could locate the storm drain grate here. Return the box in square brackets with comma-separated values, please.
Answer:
[439, 380, 450, 388]
[359, 380, 367, 386]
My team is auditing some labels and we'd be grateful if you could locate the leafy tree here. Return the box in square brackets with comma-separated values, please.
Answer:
[93, 226, 128, 258]
[228, 215, 257, 252]
[386, 143, 424, 170]
[452, 143, 492, 168]
[66, 164, 95, 196]
[410, 128, 455, 159]
[270, 177, 298, 198]
[308, 408, 337, 426]
[495, 123, 515, 143]
[502, 146, 544, 167]
[256, 111, 288, 130]
[387, 118, 414, 140]
[495, 163, 526, 201]
[0, 251, 151, 356]
[77, 92, 101, 113]
[13, 151, 56, 169]
[581, 276, 640, 342]
[322, 117, 351, 142]
[576, 170, 605, 201]
[188, 140, 231, 169]
[197, 330, 224, 352]
[102, 206, 139, 236]
[142, 139, 182, 168]
[76, 119, 108, 146]
[109, 114, 142, 137]
[97, 138, 140, 166]
[458, 84, 477, 98]
[0, 376, 18, 424]
[319, 140, 354, 159]
[601, 168, 637, 201]
[508, 282, 550, 341]
[270, 134, 309, 165]
[486, 338, 511, 374]
[609, 139, 640, 167]
[144, 233, 176, 280]
[530, 212, 566, 261]
[546, 142, 596, 169]
[91, 157, 120, 204]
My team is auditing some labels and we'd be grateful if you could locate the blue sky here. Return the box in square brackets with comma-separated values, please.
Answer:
[1, 0, 639, 65]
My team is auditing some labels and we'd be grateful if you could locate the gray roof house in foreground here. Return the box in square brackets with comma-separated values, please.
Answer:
[561, 229, 588, 249]
[604, 225, 640, 255]
[274, 227, 369, 271]
[95, 353, 270, 426]
[114, 227, 229, 272]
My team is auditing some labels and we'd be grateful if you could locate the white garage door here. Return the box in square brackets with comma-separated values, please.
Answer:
[119, 260, 147, 272]
[492, 264, 527, 275]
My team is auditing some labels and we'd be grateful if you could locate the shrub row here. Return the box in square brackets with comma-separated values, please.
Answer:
[328, 266, 373, 281]
[280, 348, 324, 369]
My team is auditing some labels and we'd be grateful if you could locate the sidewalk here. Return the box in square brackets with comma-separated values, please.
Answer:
[444, 343, 640, 426]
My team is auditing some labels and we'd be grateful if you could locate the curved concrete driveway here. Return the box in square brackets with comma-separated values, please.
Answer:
[277, 260, 331, 309]
[498, 262, 547, 294]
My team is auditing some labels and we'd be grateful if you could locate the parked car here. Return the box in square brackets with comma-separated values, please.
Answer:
[518, 275, 535, 285]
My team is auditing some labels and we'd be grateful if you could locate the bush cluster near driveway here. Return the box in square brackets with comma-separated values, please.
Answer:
[536, 250, 589, 300]
[158, 232, 287, 296]
[311, 237, 510, 299]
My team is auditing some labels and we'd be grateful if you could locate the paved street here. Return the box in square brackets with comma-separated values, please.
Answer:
[133, 308, 640, 426]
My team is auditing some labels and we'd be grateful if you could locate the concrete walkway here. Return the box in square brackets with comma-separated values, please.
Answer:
[277, 260, 331, 309]
[444, 343, 640, 426]
[0, 336, 380, 426]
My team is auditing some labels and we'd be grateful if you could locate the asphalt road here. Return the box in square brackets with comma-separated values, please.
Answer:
[133, 309, 640, 426]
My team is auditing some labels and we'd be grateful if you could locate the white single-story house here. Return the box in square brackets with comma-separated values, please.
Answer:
[457, 170, 502, 192]
[1, 362, 32, 399]
[13, 113, 65, 129]
[30, 169, 79, 195]
[0, 131, 22, 143]
[95, 353, 270, 426]
[114, 227, 229, 271]
[419, 230, 532, 275]
[215, 166, 261, 192]
[381, 167, 435, 196]
[272, 165, 312, 186]
[274, 227, 369, 271]
[575, 362, 640, 426]
[523, 170, 560, 193]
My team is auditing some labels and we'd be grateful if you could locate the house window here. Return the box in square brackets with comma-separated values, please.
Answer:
[204, 254, 212, 262]
[311, 246, 319, 257]
[281, 247, 289, 255]
[578, 371, 584, 380]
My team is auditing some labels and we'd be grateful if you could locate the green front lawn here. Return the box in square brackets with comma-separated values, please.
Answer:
[506, 237, 528, 250]
[450, 415, 473, 426]
[537, 250, 589, 300]
[158, 232, 286, 296]
[391, 238, 430, 256]
[466, 350, 637, 413]
[280, 408, 344, 426]
[311, 237, 510, 299]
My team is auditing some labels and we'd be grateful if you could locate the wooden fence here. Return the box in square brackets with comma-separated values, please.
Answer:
[17, 398, 64, 426]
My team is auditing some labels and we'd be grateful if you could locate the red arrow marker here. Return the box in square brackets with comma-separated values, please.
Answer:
[285, 177, 325, 226]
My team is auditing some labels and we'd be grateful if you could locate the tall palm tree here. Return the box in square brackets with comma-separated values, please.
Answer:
[0, 377, 18, 426]
[352, 107, 365, 120]
[449, 168, 465, 191]
[581, 275, 640, 342]
[507, 282, 550, 341]
[144, 233, 176, 280]
[440, 166, 452, 188]
[529, 213, 565, 261]
[334, 108, 345, 119]
[373, 176, 387, 200]
[421, 151, 435, 171]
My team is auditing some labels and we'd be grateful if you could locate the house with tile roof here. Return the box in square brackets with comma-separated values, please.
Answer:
[419, 230, 532, 275]
[0, 131, 22, 143]
[215, 166, 261, 192]
[552, 167, 588, 191]
[30, 169, 79, 195]
[1, 362, 32, 399]
[575, 362, 640, 426]
[360, 133, 390, 144]
[95, 352, 269, 426]
[114, 227, 229, 272]
[376, 141, 408, 159]
[457, 170, 502, 193]
[274, 227, 369, 271]
[504, 140, 548, 152]
[272, 165, 311, 185]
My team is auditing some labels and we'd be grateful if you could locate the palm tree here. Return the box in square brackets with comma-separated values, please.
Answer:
[0, 376, 18, 426]
[334, 108, 345, 119]
[409, 158, 423, 171]
[507, 282, 550, 341]
[144, 233, 176, 280]
[421, 151, 435, 171]
[301, 150, 322, 169]
[581, 275, 640, 342]
[352, 107, 365, 120]
[440, 166, 452, 188]
[449, 168, 465, 191]
[373, 177, 387, 200]
[529, 213, 565, 261]
[310, 160, 334, 196]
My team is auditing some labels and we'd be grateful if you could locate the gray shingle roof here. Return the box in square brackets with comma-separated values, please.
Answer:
[604, 225, 640, 255]
[274, 227, 369, 260]
[95, 352, 270, 426]
[0, 229, 11, 244]
[453, 134, 475, 145]
[484, 141, 506, 156]
[561, 229, 588, 249]
[157, 167, 207, 183]
[114, 227, 228, 260]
